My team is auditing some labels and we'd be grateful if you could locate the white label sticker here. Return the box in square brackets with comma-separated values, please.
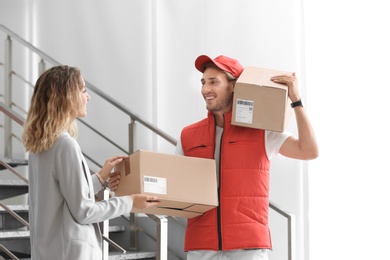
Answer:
[143, 176, 167, 195]
[235, 99, 254, 124]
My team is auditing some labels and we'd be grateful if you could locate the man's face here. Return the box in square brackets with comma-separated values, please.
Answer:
[201, 67, 234, 115]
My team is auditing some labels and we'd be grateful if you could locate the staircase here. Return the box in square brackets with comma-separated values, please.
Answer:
[0, 159, 159, 260]
[0, 24, 181, 260]
[0, 159, 29, 259]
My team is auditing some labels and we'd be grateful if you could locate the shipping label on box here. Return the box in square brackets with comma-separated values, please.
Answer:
[232, 66, 293, 132]
[143, 175, 167, 194]
[114, 150, 218, 218]
[235, 99, 254, 124]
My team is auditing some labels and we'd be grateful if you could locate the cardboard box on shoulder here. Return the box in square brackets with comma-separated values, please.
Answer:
[114, 149, 218, 218]
[232, 66, 293, 132]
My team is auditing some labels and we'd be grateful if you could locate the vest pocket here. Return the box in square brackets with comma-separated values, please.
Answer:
[237, 202, 267, 225]
[186, 144, 207, 151]
[185, 144, 212, 158]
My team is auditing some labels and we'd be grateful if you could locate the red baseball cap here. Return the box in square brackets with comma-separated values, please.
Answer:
[195, 55, 244, 79]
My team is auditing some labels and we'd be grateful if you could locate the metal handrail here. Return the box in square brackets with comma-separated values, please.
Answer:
[0, 24, 177, 148]
[1, 23, 295, 260]
[0, 101, 24, 126]
[0, 25, 61, 66]
[0, 159, 28, 184]
[270, 201, 296, 260]
[0, 244, 19, 260]
[0, 203, 29, 229]
[0, 102, 28, 185]
[121, 214, 184, 260]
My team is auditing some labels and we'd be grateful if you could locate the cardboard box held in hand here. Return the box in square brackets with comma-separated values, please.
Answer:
[114, 150, 218, 218]
[232, 66, 293, 132]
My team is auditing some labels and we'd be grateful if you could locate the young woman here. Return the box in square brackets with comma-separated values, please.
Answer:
[22, 65, 159, 259]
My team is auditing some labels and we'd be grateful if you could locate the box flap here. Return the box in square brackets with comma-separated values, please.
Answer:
[131, 199, 215, 218]
[185, 204, 216, 213]
[237, 66, 291, 90]
[154, 199, 195, 210]
[131, 206, 203, 218]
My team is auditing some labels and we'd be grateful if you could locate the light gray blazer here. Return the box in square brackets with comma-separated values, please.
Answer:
[28, 132, 133, 260]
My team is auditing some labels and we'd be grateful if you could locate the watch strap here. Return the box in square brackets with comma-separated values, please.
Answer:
[291, 99, 303, 108]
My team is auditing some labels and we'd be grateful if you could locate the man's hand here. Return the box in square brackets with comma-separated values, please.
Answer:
[271, 72, 301, 102]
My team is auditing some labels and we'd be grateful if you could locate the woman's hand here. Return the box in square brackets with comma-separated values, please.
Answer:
[98, 155, 127, 181]
[131, 194, 160, 209]
[107, 171, 121, 191]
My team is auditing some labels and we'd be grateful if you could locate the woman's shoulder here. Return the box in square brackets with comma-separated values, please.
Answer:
[54, 132, 80, 152]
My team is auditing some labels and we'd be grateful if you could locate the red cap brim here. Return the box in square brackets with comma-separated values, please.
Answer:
[195, 55, 213, 73]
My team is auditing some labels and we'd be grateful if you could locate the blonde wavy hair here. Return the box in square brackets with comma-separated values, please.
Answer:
[22, 65, 84, 153]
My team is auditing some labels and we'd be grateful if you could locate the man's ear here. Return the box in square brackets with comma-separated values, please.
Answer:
[231, 81, 236, 92]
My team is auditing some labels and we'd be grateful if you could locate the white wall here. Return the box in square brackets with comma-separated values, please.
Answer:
[304, 0, 390, 259]
[0, 0, 32, 206]
[1, 1, 308, 259]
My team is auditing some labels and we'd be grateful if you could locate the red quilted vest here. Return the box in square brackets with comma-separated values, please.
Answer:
[181, 111, 272, 251]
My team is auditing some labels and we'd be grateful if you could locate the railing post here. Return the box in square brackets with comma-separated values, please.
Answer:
[4, 36, 13, 158]
[146, 214, 168, 260]
[269, 201, 296, 260]
[100, 189, 110, 260]
[288, 214, 296, 260]
[128, 118, 135, 154]
[38, 59, 46, 75]
[128, 118, 138, 251]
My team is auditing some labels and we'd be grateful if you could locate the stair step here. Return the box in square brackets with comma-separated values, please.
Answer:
[0, 230, 30, 240]
[0, 231, 156, 259]
[0, 205, 28, 212]
[0, 204, 155, 259]
[0, 158, 28, 170]
[12, 251, 156, 260]
[0, 179, 29, 199]
[109, 225, 126, 233]
[0, 230, 31, 255]
[0, 205, 126, 233]
[0, 227, 126, 238]
[108, 251, 156, 259]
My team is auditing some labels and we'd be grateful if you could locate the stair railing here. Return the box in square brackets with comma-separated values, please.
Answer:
[270, 201, 296, 260]
[0, 244, 19, 260]
[0, 104, 29, 260]
[1, 24, 295, 260]
[0, 203, 29, 229]
[1, 24, 173, 260]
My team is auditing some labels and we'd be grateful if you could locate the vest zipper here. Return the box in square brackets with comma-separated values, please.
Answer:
[217, 120, 225, 250]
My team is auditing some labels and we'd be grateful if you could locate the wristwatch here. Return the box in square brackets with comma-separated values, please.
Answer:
[291, 99, 303, 108]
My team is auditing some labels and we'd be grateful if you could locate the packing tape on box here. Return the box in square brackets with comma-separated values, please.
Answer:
[124, 157, 131, 176]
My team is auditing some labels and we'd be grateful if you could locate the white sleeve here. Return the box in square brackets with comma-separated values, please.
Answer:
[265, 130, 292, 160]
[91, 174, 102, 194]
